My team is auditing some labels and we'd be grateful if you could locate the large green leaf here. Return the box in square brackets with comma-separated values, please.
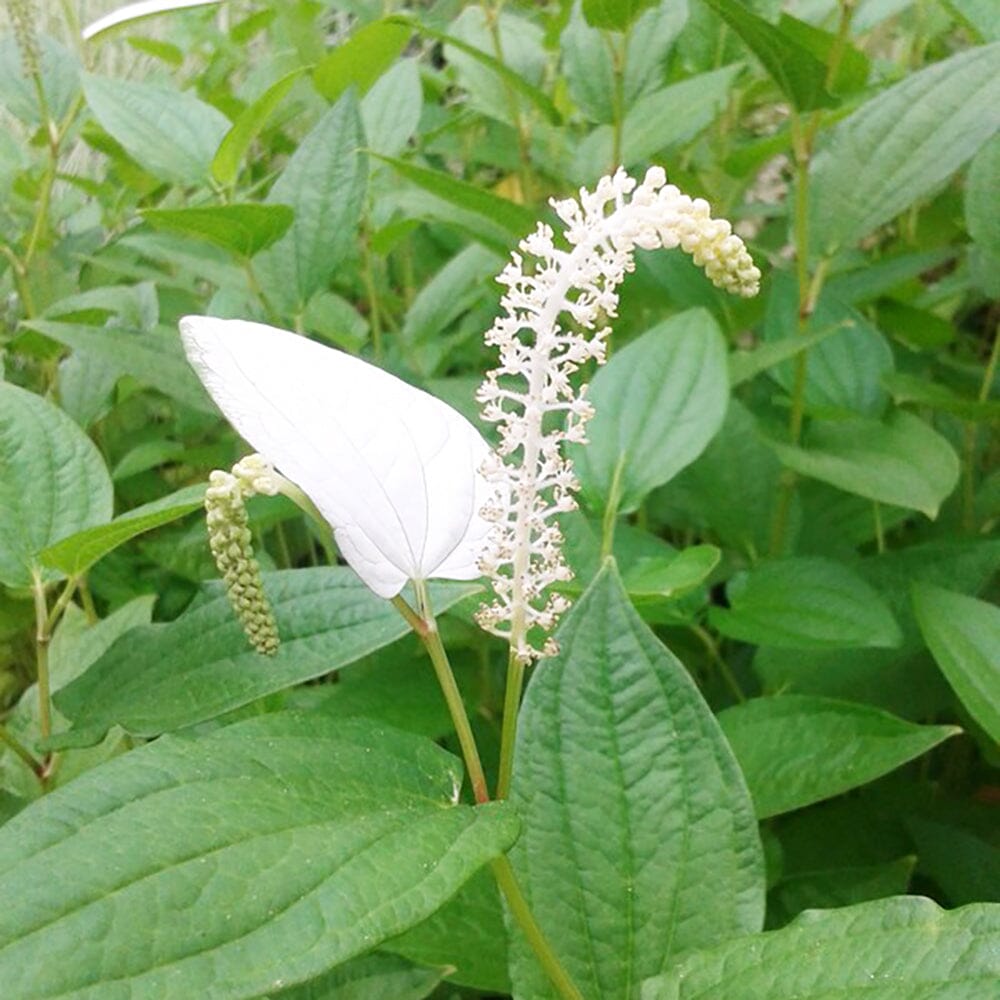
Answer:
[775, 12, 870, 97]
[508, 563, 764, 999]
[82, 72, 230, 185]
[701, 0, 835, 111]
[0, 383, 113, 588]
[912, 584, 1000, 743]
[374, 155, 536, 238]
[387, 869, 510, 992]
[728, 325, 840, 388]
[950, 0, 1000, 41]
[23, 319, 213, 413]
[317, 639, 455, 741]
[572, 310, 730, 515]
[141, 204, 294, 258]
[313, 19, 411, 103]
[966, 131, 1000, 256]
[39, 484, 205, 577]
[754, 540, 1000, 719]
[1, 598, 155, 800]
[268, 953, 443, 1000]
[582, 0, 659, 32]
[0, 34, 80, 126]
[360, 58, 424, 157]
[641, 896, 1000, 999]
[212, 69, 306, 187]
[0, 714, 518, 1000]
[719, 695, 959, 819]
[397, 14, 560, 125]
[561, 0, 687, 124]
[653, 401, 786, 557]
[763, 276, 894, 417]
[51, 568, 478, 746]
[768, 410, 960, 518]
[577, 66, 738, 178]
[769, 858, 915, 928]
[809, 42, 1000, 255]
[254, 92, 367, 313]
[709, 557, 903, 650]
[908, 819, 1000, 907]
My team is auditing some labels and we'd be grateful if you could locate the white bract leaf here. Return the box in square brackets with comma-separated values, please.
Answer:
[82, 1, 222, 41]
[180, 316, 493, 598]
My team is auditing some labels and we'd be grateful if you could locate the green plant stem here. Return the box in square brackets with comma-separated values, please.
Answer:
[0, 723, 43, 780]
[803, 0, 857, 151]
[45, 577, 78, 633]
[873, 501, 886, 553]
[484, 0, 533, 196]
[0, 244, 36, 321]
[607, 30, 629, 170]
[977, 317, 1000, 406]
[12, 94, 82, 319]
[361, 234, 384, 361]
[491, 855, 585, 1000]
[962, 315, 1000, 530]
[243, 258, 280, 326]
[599, 455, 627, 560]
[274, 520, 293, 569]
[691, 623, 745, 703]
[392, 586, 583, 996]
[272, 473, 336, 556]
[495, 649, 524, 799]
[768, 116, 831, 556]
[30, 572, 52, 745]
[392, 595, 584, 1000]
[78, 578, 98, 624]
[397, 585, 490, 804]
[23, 158, 54, 266]
[769, 4, 856, 553]
[23, 69, 61, 269]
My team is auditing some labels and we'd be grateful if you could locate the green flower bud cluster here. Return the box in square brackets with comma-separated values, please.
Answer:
[6, 0, 39, 78]
[205, 455, 280, 656]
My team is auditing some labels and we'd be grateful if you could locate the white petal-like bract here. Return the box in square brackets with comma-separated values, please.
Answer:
[82, 1, 222, 42]
[181, 316, 493, 598]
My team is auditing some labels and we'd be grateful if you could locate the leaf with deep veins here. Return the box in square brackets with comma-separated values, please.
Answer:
[0, 714, 519, 1000]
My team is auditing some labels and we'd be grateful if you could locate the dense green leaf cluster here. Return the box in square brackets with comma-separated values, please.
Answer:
[0, 1, 997, 998]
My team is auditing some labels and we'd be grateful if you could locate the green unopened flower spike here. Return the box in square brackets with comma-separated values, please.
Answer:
[205, 454, 280, 656]
[6, 0, 40, 77]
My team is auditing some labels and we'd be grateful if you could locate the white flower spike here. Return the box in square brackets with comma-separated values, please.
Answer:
[180, 316, 495, 599]
[476, 166, 760, 661]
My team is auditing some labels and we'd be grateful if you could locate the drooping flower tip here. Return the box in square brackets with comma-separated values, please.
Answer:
[204, 456, 280, 656]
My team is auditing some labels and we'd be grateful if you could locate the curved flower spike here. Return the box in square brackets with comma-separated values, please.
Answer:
[476, 166, 761, 661]
[180, 316, 495, 599]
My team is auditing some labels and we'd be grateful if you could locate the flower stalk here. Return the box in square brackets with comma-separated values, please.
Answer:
[406, 582, 490, 806]
[393, 591, 584, 1000]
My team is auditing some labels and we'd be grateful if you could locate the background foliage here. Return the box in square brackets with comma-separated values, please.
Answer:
[0, 1, 998, 997]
